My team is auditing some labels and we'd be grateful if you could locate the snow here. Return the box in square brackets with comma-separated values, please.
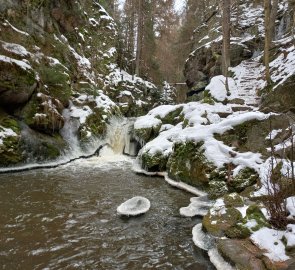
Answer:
[4, 20, 30, 36]
[285, 224, 295, 249]
[254, 158, 295, 197]
[0, 55, 32, 70]
[250, 228, 290, 262]
[180, 196, 213, 217]
[94, 91, 117, 111]
[0, 127, 17, 145]
[236, 206, 248, 218]
[140, 123, 182, 156]
[78, 32, 85, 42]
[205, 75, 237, 102]
[69, 92, 117, 125]
[208, 248, 236, 270]
[70, 105, 92, 124]
[229, 59, 266, 105]
[137, 101, 268, 173]
[117, 196, 150, 216]
[286, 196, 295, 218]
[148, 105, 183, 119]
[134, 116, 162, 130]
[1, 41, 31, 57]
[164, 173, 207, 196]
[192, 224, 215, 251]
[47, 57, 68, 70]
[271, 45, 295, 88]
[266, 129, 282, 140]
[89, 18, 99, 27]
[107, 67, 156, 89]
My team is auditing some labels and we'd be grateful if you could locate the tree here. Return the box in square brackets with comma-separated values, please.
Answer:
[289, 0, 295, 44]
[222, 0, 231, 93]
[154, 0, 179, 83]
[135, 0, 143, 76]
[264, 0, 272, 85]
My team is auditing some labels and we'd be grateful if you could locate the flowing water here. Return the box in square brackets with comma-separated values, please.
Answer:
[0, 155, 214, 270]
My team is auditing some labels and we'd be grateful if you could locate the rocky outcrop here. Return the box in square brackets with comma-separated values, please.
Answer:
[261, 75, 295, 113]
[214, 114, 291, 157]
[167, 141, 215, 188]
[0, 1, 159, 166]
[184, 0, 267, 99]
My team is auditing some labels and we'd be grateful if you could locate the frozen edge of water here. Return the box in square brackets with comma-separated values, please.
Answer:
[132, 160, 207, 197]
[133, 160, 237, 270]
[208, 248, 236, 270]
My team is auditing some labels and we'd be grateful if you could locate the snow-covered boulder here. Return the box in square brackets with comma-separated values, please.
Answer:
[117, 196, 151, 216]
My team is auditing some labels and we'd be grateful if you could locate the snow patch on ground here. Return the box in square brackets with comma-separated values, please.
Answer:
[0, 55, 32, 70]
[250, 228, 290, 262]
[1, 41, 31, 57]
[134, 116, 162, 130]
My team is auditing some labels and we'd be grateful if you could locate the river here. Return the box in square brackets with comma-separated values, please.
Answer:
[0, 154, 214, 270]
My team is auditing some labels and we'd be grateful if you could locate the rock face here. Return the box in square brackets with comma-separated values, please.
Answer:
[167, 141, 214, 188]
[0, 0, 119, 166]
[217, 239, 268, 270]
[261, 74, 295, 113]
[214, 114, 291, 157]
[184, 0, 293, 104]
[0, 1, 159, 166]
[184, 0, 266, 99]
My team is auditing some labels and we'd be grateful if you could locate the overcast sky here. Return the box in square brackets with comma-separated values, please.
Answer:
[174, 0, 185, 12]
[118, 0, 185, 13]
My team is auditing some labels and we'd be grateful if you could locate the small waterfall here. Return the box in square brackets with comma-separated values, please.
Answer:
[104, 117, 140, 157]
[60, 101, 82, 157]
[275, 16, 290, 41]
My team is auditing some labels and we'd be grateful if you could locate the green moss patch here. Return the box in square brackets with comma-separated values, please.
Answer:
[167, 141, 215, 188]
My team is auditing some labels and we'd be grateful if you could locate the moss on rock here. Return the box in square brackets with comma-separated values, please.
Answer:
[224, 193, 244, 207]
[202, 207, 243, 237]
[228, 168, 259, 193]
[0, 115, 23, 166]
[208, 180, 228, 199]
[135, 123, 162, 143]
[141, 151, 168, 172]
[167, 141, 215, 188]
[159, 107, 184, 125]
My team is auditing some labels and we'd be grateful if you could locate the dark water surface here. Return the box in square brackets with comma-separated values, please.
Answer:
[0, 157, 214, 270]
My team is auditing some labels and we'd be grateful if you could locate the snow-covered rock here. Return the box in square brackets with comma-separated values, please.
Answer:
[117, 196, 151, 216]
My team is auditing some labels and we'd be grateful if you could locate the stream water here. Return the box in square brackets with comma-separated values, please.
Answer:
[0, 154, 214, 270]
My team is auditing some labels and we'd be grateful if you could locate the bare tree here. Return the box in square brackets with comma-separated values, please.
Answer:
[222, 0, 231, 94]
[264, 0, 272, 85]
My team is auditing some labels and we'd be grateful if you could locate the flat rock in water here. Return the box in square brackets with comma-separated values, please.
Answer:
[117, 196, 151, 216]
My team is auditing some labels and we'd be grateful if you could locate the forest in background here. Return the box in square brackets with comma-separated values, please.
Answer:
[99, 0, 203, 85]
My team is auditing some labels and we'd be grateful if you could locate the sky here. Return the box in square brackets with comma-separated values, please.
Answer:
[174, 0, 185, 12]
[118, 0, 185, 13]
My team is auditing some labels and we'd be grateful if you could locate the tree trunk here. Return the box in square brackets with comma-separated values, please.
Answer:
[135, 0, 143, 76]
[264, 0, 272, 85]
[222, 0, 231, 93]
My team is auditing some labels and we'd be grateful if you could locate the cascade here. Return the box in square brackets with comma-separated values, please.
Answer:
[60, 101, 82, 157]
[275, 16, 290, 41]
[0, 116, 140, 174]
[104, 117, 140, 156]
